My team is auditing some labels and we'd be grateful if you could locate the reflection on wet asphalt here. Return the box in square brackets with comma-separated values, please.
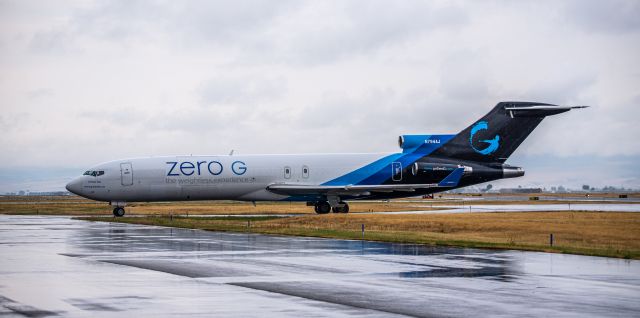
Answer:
[428, 204, 640, 213]
[0, 216, 638, 317]
[359, 204, 640, 214]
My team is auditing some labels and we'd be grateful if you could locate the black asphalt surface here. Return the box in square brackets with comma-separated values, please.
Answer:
[0, 215, 638, 317]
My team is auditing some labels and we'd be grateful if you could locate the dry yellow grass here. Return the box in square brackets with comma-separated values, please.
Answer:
[126, 201, 435, 215]
[258, 212, 640, 254]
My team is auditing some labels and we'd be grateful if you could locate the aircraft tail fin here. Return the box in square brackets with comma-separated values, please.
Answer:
[429, 102, 587, 163]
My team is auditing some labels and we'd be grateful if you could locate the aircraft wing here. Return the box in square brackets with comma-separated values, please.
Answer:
[267, 167, 465, 197]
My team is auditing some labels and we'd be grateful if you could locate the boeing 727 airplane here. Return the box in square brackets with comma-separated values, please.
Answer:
[66, 102, 586, 216]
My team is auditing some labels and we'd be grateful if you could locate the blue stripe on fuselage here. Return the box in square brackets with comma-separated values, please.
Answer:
[322, 134, 455, 186]
[322, 153, 404, 186]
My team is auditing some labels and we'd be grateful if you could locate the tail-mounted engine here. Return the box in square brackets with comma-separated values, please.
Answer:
[398, 134, 455, 153]
[411, 162, 473, 177]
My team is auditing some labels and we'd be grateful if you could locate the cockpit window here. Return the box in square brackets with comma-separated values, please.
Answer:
[83, 170, 105, 177]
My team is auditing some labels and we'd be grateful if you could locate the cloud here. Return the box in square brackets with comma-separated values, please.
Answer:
[266, 1, 469, 64]
[563, 0, 640, 34]
[0, 0, 639, 191]
[28, 0, 298, 55]
[198, 76, 287, 106]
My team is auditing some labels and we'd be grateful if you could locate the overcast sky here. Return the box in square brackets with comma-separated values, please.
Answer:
[1, 0, 639, 192]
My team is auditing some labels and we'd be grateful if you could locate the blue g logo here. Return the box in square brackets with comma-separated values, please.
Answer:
[469, 121, 500, 155]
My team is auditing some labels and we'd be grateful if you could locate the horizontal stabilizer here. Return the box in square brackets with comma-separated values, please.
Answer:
[437, 167, 465, 187]
[504, 104, 589, 118]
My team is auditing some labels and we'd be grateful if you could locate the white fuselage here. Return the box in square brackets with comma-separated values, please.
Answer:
[66, 153, 388, 203]
[65, 102, 581, 214]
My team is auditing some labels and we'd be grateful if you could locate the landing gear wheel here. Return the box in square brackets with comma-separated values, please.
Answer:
[332, 202, 349, 213]
[340, 202, 349, 213]
[314, 201, 331, 214]
[113, 207, 125, 217]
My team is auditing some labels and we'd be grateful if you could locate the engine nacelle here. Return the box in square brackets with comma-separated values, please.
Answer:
[502, 165, 525, 178]
[411, 162, 473, 176]
[398, 134, 455, 153]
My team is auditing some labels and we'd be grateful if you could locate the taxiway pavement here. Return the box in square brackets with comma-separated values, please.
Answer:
[1, 215, 638, 317]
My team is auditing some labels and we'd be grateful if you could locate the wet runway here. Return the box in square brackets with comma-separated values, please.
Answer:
[459, 195, 640, 203]
[359, 203, 640, 215]
[1, 215, 639, 317]
[425, 203, 640, 213]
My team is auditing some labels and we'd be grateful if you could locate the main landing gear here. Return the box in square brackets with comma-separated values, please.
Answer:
[332, 202, 349, 213]
[112, 207, 125, 217]
[313, 201, 349, 214]
[314, 201, 331, 214]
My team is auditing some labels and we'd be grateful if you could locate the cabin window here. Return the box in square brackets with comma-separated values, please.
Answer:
[302, 166, 309, 178]
[284, 166, 291, 179]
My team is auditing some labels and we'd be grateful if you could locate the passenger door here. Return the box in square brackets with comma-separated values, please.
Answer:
[120, 162, 133, 186]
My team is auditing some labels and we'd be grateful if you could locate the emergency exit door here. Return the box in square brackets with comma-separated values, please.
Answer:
[392, 162, 402, 181]
[120, 163, 133, 186]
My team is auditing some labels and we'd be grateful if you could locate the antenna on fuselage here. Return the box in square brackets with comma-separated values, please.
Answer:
[229, 149, 234, 156]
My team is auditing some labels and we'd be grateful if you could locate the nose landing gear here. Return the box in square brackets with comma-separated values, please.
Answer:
[112, 207, 125, 217]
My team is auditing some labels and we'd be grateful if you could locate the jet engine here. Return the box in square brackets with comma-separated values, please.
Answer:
[411, 162, 473, 176]
[398, 134, 455, 153]
[398, 135, 429, 150]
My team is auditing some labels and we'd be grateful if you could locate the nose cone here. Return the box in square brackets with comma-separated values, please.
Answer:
[65, 178, 82, 196]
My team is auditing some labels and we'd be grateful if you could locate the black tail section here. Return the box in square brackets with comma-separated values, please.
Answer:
[430, 101, 582, 163]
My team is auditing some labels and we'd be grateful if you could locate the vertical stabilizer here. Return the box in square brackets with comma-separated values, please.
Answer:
[429, 102, 586, 163]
